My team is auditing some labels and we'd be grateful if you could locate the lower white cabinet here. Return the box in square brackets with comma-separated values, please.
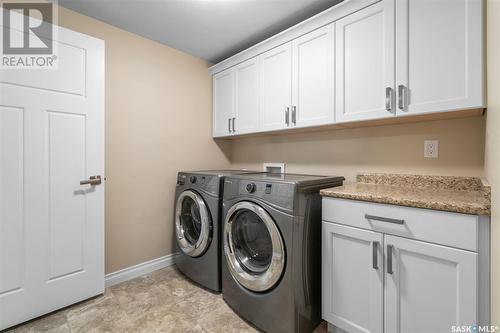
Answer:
[384, 235, 477, 333]
[322, 223, 383, 333]
[322, 198, 490, 333]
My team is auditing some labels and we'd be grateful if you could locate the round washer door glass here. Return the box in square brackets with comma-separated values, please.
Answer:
[175, 190, 211, 257]
[224, 201, 285, 292]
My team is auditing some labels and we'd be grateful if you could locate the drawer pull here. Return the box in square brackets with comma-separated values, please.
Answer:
[365, 214, 404, 225]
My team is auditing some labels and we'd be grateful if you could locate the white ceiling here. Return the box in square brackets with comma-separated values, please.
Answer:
[59, 0, 343, 63]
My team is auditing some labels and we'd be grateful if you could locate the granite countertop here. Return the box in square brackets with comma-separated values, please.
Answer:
[320, 173, 491, 215]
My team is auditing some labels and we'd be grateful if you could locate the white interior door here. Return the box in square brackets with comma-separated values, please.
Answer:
[234, 57, 260, 135]
[395, 0, 484, 115]
[212, 69, 234, 137]
[259, 42, 292, 131]
[0, 25, 104, 330]
[335, 0, 395, 123]
[322, 223, 384, 333]
[292, 23, 335, 128]
[384, 235, 477, 333]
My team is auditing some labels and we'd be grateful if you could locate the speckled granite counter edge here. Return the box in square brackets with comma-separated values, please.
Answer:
[321, 189, 491, 216]
[321, 173, 491, 216]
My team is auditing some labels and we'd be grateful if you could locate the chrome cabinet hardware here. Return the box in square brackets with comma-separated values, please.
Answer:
[232, 117, 236, 133]
[385, 87, 394, 112]
[372, 241, 379, 269]
[292, 106, 296, 125]
[285, 107, 290, 126]
[80, 175, 102, 186]
[398, 84, 407, 111]
[387, 244, 394, 274]
[228, 118, 231, 133]
[365, 214, 404, 225]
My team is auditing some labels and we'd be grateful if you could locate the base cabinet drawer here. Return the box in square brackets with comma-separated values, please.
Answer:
[322, 197, 479, 251]
[322, 221, 478, 333]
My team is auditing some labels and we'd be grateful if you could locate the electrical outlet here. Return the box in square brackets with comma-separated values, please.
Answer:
[424, 140, 439, 158]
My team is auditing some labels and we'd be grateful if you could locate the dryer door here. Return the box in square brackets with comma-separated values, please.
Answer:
[224, 201, 285, 292]
[175, 190, 212, 257]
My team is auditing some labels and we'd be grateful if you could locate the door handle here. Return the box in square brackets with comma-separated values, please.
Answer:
[398, 84, 407, 111]
[80, 175, 102, 186]
[387, 244, 394, 274]
[232, 117, 236, 133]
[292, 106, 296, 125]
[285, 107, 290, 126]
[228, 118, 231, 133]
[385, 87, 394, 112]
[372, 241, 379, 269]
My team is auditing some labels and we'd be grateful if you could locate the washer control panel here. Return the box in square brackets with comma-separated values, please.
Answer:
[228, 179, 294, 212]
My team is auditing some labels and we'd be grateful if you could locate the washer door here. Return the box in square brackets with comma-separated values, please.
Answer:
[175, 190, 212, 257]
[224, 201, 285, 292]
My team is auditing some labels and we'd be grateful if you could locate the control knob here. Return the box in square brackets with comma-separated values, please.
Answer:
[246, 183, 256, 193]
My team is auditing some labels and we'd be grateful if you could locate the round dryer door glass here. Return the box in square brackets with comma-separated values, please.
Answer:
[175, 190, 211, 257]
[224, 201, 285, 292]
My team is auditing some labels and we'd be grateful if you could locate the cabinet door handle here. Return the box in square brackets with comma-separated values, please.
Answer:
[285, 107, 290, 126]
[398, 84, 407, 111]
[365, 214, 404, 225]
[292, 106, 296, 125]
[228, 118, 231, 133]
[385, 87, 394, 112]
[232, 117, 236, 133]
[372, 241, 379, 269]
[387, 244, 394, 274]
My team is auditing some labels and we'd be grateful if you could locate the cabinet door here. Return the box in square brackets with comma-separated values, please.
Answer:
[335, 0, 395, 123]
[395, 0, 484, 115]
[260, 43, 292, 131]
[213, 69, 234, 137]
[322, 223, 383, 333]
[234, 57, 260, 135]
[384, 235, 477, 333]
[291, 23, 335, 128]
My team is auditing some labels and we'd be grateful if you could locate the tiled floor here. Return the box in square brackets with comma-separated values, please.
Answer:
[6, 267, 328, 333]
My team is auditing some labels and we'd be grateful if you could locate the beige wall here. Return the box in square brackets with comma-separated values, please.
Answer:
[486, 0, 500, 322]
[230, 117, 486, 181]
[57, 7, 231, 273]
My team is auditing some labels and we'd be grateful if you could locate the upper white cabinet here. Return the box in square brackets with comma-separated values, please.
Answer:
[213, 70, 234, 137]
[395, 0, 484, 115]
[210, 0, 484, 138]
[335, 1, 395, 123]
[292, 23, 335, 127]
[260, 43, 292, 131]
[234, 57, 260, 135]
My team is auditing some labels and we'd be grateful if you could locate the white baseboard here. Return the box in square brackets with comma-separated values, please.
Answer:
[105, 252, 179, 288]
